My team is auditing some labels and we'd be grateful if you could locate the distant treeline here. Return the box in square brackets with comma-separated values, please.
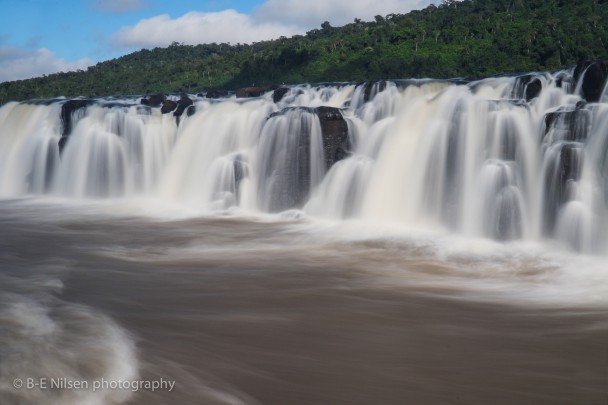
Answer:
[1, 0, 607, 103]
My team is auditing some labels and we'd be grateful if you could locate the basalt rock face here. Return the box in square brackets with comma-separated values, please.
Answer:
[362, 81, 388, 102]
[525, 78, 542, 101]
[574, 59, 608, 102]
[262, 106, 350, 211]
[236, 87, 267, 98]
[173, 95, 193, 117]
[510, 75, 543, 101]
[140, 94, 166, 107]
[314, 106, 350, 169]
[544, 106, 591, 143]
[141, 94, 193, 119]
[267, 106, 350, 170]
[60, 100, 92, 136]
[542, 103, 591, 234]
[205, 89, 228, 99]
[59, 99, 93, 152]
[160, 100, 178, 114]
[543, 143, 584, 234]
[272, 87, 290, 103]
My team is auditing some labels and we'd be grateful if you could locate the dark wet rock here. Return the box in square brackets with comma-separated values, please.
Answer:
[140, 94, 166, 107]
[360, 81, 387, 102]
[160, 100, 177, 114]
[186, 105, 196, 117]
[268, 106, 350, 170]
[266, 106, 352, 210]
[59, 99, 93, 152]
[511, 75, 542, 101]
[23, 98, 65, 106]
[525, 78, 542, 101]
[173, 95, 194, 117]
[236, 87, 267, 98]
[541, 97, 591, 234]
[543, 142, 584, 234]
[574, 60, 608, 102]
[554, 71, 573, 89]
[314, 106, 350, 168]
[544, 107, 591, 142]
[206, 89, 228, 99]
[272, 87, 290, 103]
[61, 99, 92, 136]
[261, 106, 351, 211]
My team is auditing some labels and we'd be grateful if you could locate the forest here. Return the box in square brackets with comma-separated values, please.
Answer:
[0, 0, 607, 103]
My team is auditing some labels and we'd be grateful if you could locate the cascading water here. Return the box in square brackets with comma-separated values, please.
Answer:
[256, 107, 325, 212]
[1, 63, 608, 253]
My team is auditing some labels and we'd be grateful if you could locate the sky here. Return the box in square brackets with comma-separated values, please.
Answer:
[0, 0, 439, 83]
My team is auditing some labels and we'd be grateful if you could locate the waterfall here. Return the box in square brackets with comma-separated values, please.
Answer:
[1, 64, 608, 253]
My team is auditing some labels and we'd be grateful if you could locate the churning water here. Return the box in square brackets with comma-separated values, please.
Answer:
[3, 70, 608, 253]
[0, 67, 607, 404]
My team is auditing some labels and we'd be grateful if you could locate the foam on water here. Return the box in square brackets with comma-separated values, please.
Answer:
[0, 268, 139, 405]
[24, 194, 600, 310]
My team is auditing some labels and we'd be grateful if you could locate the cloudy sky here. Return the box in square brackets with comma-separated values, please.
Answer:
[0, 0, 438, 83]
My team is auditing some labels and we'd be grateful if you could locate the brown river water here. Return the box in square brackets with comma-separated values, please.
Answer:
[0, 198, 607, 405]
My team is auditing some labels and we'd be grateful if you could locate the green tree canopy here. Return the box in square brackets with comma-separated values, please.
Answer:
[1, 0, 607, 103]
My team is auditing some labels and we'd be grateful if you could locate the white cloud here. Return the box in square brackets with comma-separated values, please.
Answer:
[0, 47, 92, 83]
[0, 0, 443, 83]
[113, 9, 300, 48]
[112, 0, 437, 50]
[92, 0, 148, 13]
[252, 0, 434, 28]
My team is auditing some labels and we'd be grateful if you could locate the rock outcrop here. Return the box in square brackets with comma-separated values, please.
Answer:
[314, 106, 350, 169]
[236, 87, 267, 98]
[361, 81, 388, 102]
[205, 89, 228, 99]
[543, 104, 591, 142]
[140, 94, 166, 107]
[173, 95, 193, 117]
[160, 100, 177, 114]
[272, 87, 290, 103]
[59, 99, 93, 152]
[267, 106, 350, 170]
[542, 103, 590, 234]
[512, 75, 542, 101]
[261, 106, 350, 210]
[525, 77, 542, 101]
[574, 59, 608, 102]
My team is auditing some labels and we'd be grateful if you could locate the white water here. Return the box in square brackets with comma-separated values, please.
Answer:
[2, 69, 608, 405]
[1, 70, 608, 254]
[0, 266, 138, 405]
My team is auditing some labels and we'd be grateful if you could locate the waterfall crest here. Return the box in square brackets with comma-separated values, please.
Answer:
[2, 65, 608, 252]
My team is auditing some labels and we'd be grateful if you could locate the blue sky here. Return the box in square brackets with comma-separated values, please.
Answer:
[0, 0, 437, 82]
